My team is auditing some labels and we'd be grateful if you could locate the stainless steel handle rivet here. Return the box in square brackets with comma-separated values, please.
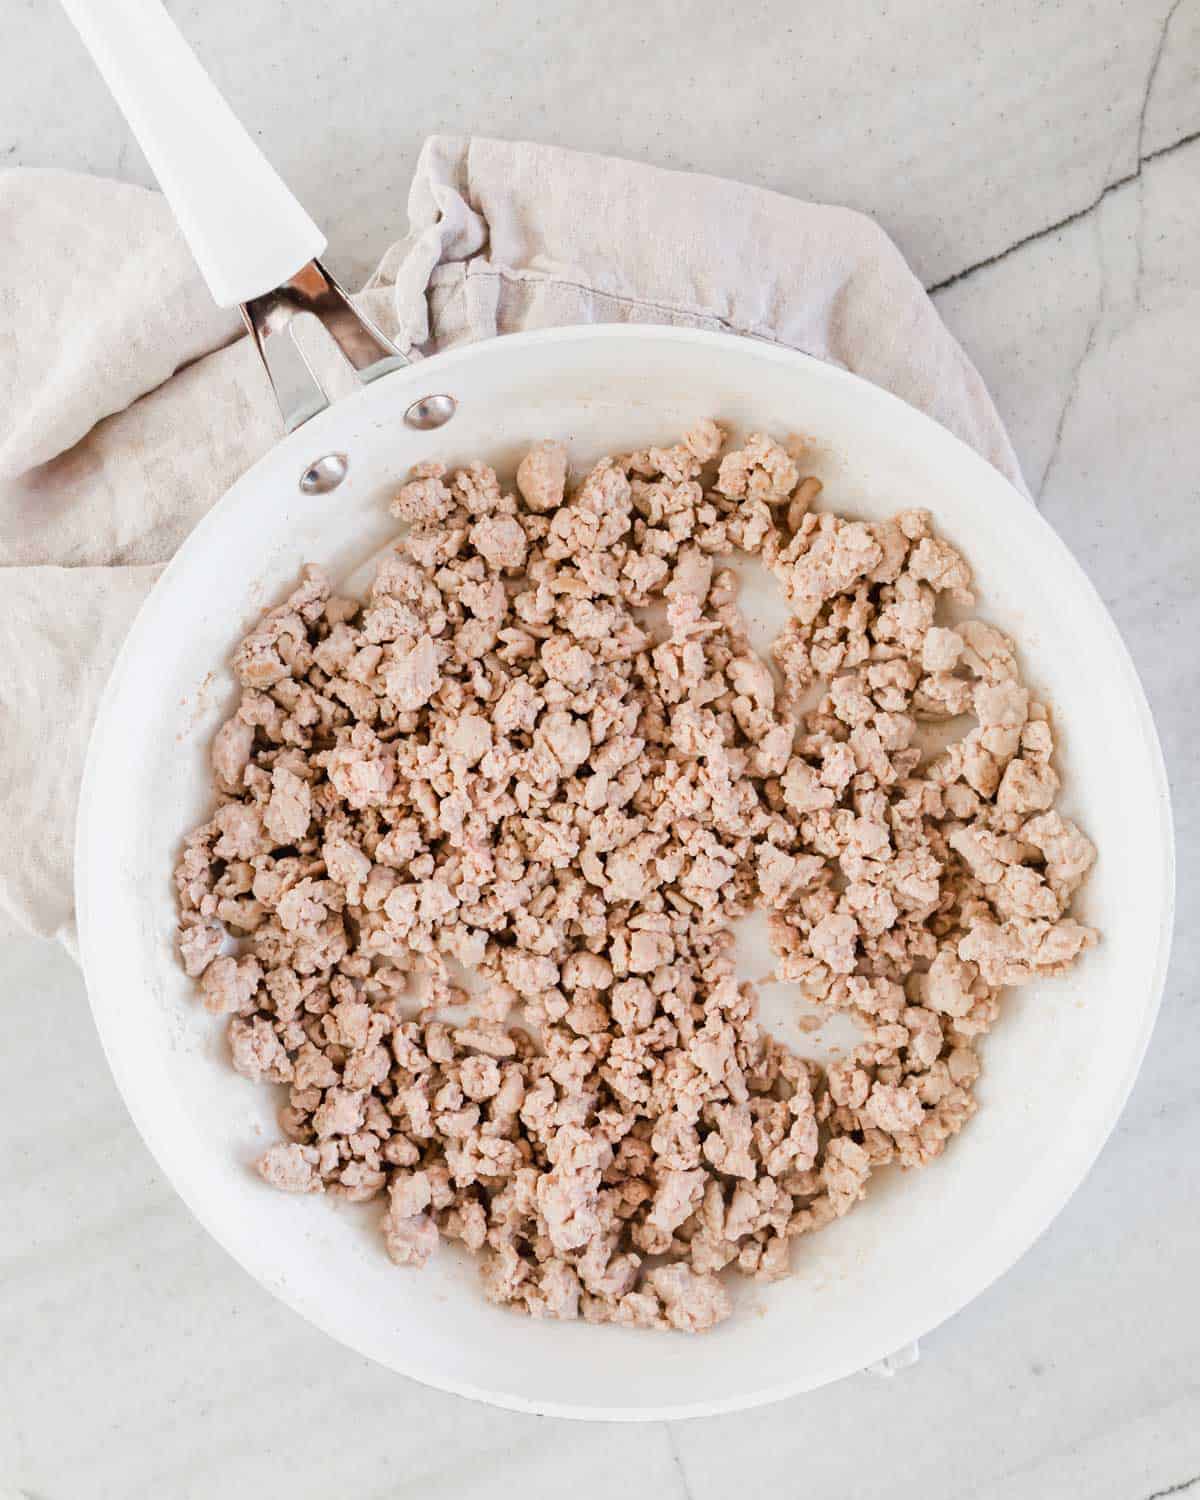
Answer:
[299, 453, 349, 494]
[404, 394, 457, 431]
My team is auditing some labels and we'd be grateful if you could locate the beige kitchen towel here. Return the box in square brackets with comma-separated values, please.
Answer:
[0, 135, 1025, 944]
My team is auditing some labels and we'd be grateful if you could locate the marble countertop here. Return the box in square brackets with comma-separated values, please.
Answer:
[2, 2, 1197, 1496]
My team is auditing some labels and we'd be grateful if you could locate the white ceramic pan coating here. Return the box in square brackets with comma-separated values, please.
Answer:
[68, 1, 1173, 1420]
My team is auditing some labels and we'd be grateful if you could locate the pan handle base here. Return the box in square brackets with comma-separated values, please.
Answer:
[241, 261, 408, 433]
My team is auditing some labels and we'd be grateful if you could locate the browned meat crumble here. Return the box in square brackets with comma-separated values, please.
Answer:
[175, 423, 1097, 1333]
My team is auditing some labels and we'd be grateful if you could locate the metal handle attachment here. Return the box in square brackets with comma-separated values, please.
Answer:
[240, 260, 408, 432]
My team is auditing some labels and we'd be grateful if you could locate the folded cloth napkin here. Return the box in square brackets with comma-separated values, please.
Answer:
[0, 134, 1024, 945]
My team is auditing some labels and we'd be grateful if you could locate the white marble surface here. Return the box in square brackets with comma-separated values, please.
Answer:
[2, 2, 1199, 1496]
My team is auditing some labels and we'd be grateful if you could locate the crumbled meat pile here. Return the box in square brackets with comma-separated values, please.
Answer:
[176, 423, 1097, 1334]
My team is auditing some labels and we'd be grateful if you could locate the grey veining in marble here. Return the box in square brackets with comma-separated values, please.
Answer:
[1, 1, 1198, 1496]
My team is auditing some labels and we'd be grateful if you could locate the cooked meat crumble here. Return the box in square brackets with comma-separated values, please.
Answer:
[175, 423, 1097, 1333]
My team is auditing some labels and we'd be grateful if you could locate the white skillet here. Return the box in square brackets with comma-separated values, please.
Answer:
[67, 0, 1173, 1419]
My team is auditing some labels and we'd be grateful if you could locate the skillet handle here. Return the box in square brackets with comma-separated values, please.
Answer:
[59, 0, 325, 308]
[59, 0, 408, 430]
